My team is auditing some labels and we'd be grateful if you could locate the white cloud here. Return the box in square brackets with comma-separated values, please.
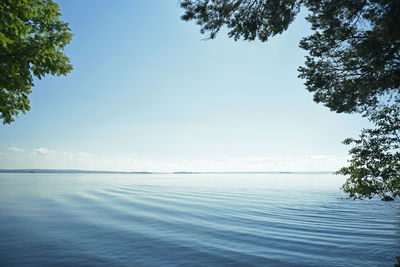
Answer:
[9, 146, 25, 153]
[35, 147, 56, 158]
[0, 146, 349, 172]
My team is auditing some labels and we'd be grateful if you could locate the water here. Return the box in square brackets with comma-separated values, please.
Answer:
[0, 173, 399, 266]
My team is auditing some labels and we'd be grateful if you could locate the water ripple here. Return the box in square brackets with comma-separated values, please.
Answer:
[0, 173, 399, 266]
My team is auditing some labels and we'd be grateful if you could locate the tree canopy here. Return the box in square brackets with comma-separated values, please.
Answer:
[0, 0, 72, 124]
[180, 0, 400, 199]
[337, 106, 400, 199]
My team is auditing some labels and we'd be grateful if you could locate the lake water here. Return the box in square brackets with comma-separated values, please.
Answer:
[0, 173, 399, 266]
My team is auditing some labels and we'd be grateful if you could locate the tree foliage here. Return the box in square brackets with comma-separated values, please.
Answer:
[298, 0, 400, 115]
[337, 106, 400, 199]
[0, 0, 72, 124]
[180, 0, 300, 41]
[180, 0, 400, 198]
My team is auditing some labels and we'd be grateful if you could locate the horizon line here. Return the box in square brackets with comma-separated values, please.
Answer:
[0, 168, 335, 174]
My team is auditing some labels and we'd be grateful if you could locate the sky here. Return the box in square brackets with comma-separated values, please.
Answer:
[0, 1, 371, 172]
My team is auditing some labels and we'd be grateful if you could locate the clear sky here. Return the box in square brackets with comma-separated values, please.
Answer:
[0, 1, 370, 172]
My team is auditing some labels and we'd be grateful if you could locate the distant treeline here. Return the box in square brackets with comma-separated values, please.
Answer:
[0, 169, 152, 174]
[0, 169, 333, 175]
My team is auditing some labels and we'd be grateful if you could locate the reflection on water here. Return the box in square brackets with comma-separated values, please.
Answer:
[0, 173, 399, 266]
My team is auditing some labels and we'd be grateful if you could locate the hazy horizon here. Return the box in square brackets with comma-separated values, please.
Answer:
[0, 168, 335, 174]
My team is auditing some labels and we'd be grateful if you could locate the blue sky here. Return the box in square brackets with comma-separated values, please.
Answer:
[0, 1, 370, 171]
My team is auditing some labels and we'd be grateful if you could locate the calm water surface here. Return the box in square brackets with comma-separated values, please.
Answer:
[0, 173, 399, 266]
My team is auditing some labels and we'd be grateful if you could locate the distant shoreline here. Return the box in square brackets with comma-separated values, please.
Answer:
[0, 169, 334, 175]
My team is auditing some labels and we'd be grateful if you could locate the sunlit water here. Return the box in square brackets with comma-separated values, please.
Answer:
[0, 173, 399, 266]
